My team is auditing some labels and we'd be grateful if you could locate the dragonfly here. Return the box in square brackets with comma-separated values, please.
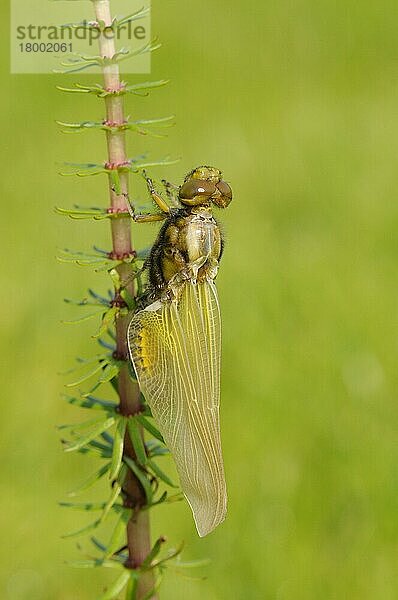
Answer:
[127, 166, 232, 536]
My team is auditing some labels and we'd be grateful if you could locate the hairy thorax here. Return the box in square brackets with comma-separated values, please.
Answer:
[149, 207, 222, 295]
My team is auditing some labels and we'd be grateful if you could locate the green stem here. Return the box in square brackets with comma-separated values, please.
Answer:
[92, 1, 157, 597]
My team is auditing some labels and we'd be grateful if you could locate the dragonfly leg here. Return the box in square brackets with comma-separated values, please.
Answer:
[124, 193, 167, 223]
[142, 170, 171, 214]
[132, 212, 166, 223]
[161, 178, 180, 207]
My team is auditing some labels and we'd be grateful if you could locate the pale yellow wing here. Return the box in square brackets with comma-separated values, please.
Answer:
[127, 280, 227, 536]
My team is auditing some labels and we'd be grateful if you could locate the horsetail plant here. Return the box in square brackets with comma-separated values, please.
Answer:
[56, 2, 187, 598]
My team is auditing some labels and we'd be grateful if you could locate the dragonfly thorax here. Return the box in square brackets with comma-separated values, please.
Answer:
[146, 206, 222, 297]
[184, 209, 221, 269]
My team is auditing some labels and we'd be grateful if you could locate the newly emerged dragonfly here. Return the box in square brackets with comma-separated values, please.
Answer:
[127, 166, 232, 536]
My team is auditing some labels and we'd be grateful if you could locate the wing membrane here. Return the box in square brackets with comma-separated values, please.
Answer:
[128, 280, 227, 536]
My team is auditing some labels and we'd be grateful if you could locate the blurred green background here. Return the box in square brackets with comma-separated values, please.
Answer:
[1, 0, 398, 598]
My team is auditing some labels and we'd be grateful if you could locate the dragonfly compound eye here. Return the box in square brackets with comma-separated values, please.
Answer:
[179, 179, 216, 205]
[212, 181, 232, 208]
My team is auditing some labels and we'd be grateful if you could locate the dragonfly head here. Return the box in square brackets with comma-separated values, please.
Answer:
[179, 165, 232, 209]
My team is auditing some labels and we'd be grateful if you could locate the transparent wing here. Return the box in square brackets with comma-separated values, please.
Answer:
[128, 280, 227, 536]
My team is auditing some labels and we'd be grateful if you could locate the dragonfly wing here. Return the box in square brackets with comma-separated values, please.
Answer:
[128, 280, 227, 536]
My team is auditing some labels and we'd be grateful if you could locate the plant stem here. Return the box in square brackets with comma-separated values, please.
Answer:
[92, 1, 156, 597]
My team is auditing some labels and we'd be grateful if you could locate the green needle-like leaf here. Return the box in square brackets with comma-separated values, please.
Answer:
[67, 395, 117, 412]
[140, 536, 166, 570]
[59, 501, 109, 512]
[100, 483, 122, 525]
[108, 268, 121, 290]
[65, 360, 108, 388]
[57, 79, 169, 98]
[67, 463, 111, 497]
[116, 7, 150, 27]
[62, 518, 101, 539]
[125, 574, 138, 600]
[63, 417, 115, 452]
[58, 246, 108, 260]
[120, 287, 135, 310]
[109, 418, 127, 481]
[145, 439, 169, 458]
[58, 416, 104, 432]
[56, 206, 110, 220]
[147, 458, 177, 488]
[135, 415, 164, 444]
[88, 288, 111, 304]
[100, 465, 126, 524]
[68, 559, 124, 570]
[97, 363, 120, 384]
[62, 309, 106, 325]
[91, 537, 107, 553]
[101, 431, 114, 446]
[124, 79, 170, 95]
[171, 557, 211, 569]
[98, 337, 116, 351]
[127, 418, 147, 465]
[97, 571, 130, 600]
[130, 156, 180, 171]
[104, 509, 131, 559]
[144, 491, 168, 510]
[123, 456, 153, 504]
[94, 307, 118, 338]
[80, 439, 113, 459]
[151, 542, 184, 568]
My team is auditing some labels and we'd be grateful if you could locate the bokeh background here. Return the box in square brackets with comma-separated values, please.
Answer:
[1, 1, 398, 598]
